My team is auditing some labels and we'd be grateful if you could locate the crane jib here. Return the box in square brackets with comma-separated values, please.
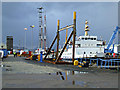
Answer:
[105, 26, 120, 53]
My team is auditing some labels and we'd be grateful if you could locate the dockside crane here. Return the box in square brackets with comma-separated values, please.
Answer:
[104, 26, 120, 53]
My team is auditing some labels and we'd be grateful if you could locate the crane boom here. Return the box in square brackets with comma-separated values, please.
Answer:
[104, 26, 120, 53]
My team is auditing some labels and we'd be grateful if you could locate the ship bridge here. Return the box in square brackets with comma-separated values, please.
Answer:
[78, 36, 97, 41]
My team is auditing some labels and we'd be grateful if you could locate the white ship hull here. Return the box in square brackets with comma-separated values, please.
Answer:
[61, 48, 105, 59]
[61, 35, 105, 59]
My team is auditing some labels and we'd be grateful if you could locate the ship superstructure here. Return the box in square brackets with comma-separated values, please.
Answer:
[61, 20, 105, 59]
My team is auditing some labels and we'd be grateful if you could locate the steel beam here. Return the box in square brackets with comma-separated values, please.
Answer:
[58, 25, 74, 31]
[56, 20, 60, 59]
[55, 31, 74, 62]
[72, 12, 76, 63]
[44, 34, 58, 60]
[65, 26, 68, 50]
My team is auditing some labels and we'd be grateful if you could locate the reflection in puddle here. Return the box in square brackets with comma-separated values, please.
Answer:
[72, 80, 75, 85]
[49, 71, 88, 87]
[68, 70, 88, 75]
[72, 80, 87, 87]
[6, 68, 12, 71]
[59, 70, 88, 76]
[49, 70, 88, 80]
[2, 65, 6, 67]
[6, 65, 11, 67]
[56, 72, 59, 75]
[59, 72, 65, 80]
[2, 64, 12, 71]
[48, 70, 89, 87]
[2, 65, 11, 67]
[49, 71, 68, 80]
[49, 70, 88, 75]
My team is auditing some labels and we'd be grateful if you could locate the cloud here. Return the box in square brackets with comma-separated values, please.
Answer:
[2, 2, 118, 49]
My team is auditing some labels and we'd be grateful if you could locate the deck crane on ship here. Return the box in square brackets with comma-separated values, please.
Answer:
[104, 26, 120, 53]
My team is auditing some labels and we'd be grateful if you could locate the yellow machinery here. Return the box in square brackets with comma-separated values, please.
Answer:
[74, 60, 78, 66]
[38, 54, 40, 61]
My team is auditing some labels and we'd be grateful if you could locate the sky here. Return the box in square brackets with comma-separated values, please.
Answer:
[2, 2, 118, 49]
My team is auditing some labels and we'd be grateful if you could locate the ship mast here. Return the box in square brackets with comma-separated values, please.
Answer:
[85, 20, 89, 36]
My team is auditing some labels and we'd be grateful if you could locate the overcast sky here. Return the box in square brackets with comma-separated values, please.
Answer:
[2, 2, 118, 49]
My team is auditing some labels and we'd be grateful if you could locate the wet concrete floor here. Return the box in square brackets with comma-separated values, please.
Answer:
[1, 56, 119, 88]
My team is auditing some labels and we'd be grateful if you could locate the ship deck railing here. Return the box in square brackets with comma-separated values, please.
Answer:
[89, 58, 120, 70]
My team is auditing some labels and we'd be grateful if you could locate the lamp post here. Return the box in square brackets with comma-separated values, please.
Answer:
[30, 25, 34, 51]
[24, 28, 27, 50]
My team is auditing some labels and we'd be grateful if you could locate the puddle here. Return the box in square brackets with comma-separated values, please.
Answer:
[48, 71, 89, 87]
[59, 72, 65, 80]
[2, 64, 12, 71]
[72, 80, 87, 86]
[49, 70, 88, 81]
[2, 65, 6, 67]
[2, 65, 11, 67]
[0, 65, 3, 67]
[6, 68, 12, 71]
[6, 65, 11, 67]
[6, 84, 17, 87]
[64, 70, 88, 75]
[71, 80, 99, 88]
[72, 71, 88, 74]
[49, 71, 68, 80]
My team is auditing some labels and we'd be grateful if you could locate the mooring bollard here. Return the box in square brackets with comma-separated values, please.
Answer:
[74, 60, 78, 66]
[40, 51, 43, 62]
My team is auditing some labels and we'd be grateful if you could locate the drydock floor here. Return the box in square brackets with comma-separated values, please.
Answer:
[1, 55, 119, 88]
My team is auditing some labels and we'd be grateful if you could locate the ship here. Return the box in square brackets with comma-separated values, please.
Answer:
[61, 20, 106, 59]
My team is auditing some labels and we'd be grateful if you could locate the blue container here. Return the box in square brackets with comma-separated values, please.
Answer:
[2, 49, 8, 57]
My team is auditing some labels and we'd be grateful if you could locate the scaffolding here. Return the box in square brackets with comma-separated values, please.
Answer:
[44, 14, 47, 50]
[37, 7, 43, 49]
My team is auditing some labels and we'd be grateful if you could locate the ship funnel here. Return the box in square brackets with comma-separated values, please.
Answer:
[84, 20, 89, 36]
